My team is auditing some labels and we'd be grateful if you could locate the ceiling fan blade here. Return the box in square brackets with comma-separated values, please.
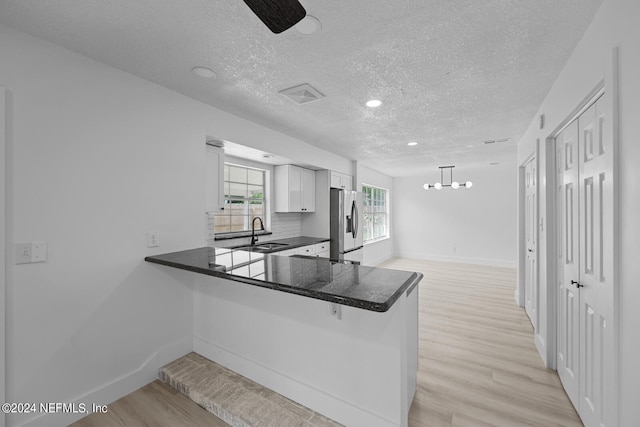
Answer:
[242, 0, 306, 34]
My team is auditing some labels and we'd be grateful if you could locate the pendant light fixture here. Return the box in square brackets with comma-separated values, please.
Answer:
[423, 166, 472, 190]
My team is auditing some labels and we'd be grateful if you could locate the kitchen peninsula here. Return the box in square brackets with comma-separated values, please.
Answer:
[146, 246, 422, 427]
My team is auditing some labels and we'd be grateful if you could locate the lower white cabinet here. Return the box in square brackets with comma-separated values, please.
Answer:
[314, 242, 329, 258]
[316, 250, 330, 258]
[276, 249, 297, 257]
[274, 242, 330, 257]
[298, 245, 316, 256]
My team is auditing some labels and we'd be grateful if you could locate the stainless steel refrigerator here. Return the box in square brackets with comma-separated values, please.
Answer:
[330, 188, 364, 263]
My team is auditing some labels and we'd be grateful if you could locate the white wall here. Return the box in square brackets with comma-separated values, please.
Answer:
[357, 164, 394, 266]
[0, 23, 353, 427]
[393, 163, 517, 267]
[516, 0, 640, 424]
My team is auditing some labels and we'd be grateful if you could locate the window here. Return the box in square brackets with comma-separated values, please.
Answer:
[214, 164, 266, 234]
[362, 184, 389, 242]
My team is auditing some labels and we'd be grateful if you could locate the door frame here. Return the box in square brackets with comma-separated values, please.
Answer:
[1, 87, 7, 427]
[547, 81, 605, 366]
[547, 58, 619, 424]
[517, 147, 537, 309]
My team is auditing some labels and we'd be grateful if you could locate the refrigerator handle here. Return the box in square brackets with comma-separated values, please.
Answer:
[351, 201, 358, 239]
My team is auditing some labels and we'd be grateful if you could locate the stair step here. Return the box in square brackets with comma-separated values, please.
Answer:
[159, 352, 343, 427]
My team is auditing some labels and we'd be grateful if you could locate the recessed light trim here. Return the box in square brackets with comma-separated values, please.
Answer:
[192, 66, 216, 79]
[366, 99, 382, 108]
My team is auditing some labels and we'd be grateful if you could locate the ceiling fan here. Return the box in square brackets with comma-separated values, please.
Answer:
[242, 0, 307, 34]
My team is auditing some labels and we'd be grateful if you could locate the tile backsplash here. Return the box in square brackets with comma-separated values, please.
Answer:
[206, 212, 302, 247]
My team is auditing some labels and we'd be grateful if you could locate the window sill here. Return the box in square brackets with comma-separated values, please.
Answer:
[364, 236, 390, 246]
[214, 231, 273, 241]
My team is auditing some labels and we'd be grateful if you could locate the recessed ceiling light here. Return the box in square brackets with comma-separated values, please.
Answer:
[261, 154, 274, 159]
[366, 99, 382, 108]
[294, 15, 322, 35]
[407, 142, 418, 146]
[192, 66, 216, 79]
[489, 162, 499, 166]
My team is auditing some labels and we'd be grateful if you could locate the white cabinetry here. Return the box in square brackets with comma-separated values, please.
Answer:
[315, 242, 330, 258]
[276, 248, 297, 257]
[297, 245, 316, 256]
[274, 242, 330, 257]
[330, 171, 353, 190]
[275, 165, 316, 212]
[205, 145, 225, 212]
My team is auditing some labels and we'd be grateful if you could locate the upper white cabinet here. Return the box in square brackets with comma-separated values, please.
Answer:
[205, 145, 225, 212]
[330, 171, 353, 190]
[275, 165, 316, 212]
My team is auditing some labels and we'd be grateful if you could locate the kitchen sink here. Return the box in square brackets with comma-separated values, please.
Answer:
[230, 242, 289, 253]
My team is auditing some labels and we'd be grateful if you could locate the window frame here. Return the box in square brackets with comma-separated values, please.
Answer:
[214, 162, 269, 236]
[361, 183, 390, 244]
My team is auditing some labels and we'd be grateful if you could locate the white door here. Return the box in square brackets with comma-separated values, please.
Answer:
[301, 168, 316, 212]
[556, 94, 613, 427]
[289, 165, 302, 212]
[557, 119, 580, 404]
[524, 157, 538, 327]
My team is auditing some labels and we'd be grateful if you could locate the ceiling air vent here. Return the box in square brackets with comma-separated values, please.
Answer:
[279, 83, 324, 105]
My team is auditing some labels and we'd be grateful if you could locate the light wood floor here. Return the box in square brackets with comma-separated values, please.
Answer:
[72, 258, 582, 427]
[378, 258, 582, 427]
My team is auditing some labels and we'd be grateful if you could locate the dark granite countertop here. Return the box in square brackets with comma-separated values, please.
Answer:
[145, 247, 422, 312]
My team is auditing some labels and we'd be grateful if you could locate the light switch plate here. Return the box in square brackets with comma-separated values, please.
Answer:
[15, 241, 47, 264]
[15, 243, 32, 264]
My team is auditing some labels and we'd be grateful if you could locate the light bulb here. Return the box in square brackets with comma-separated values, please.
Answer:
[366, 99, 382, 108]
[434, 183, 442, 190]
[423, 183, 430, 190]
[465, 181, 473, 188]
[451, 181, 460, 189]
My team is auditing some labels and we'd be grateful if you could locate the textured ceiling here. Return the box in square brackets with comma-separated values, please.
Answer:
[0, 0, 602, 177]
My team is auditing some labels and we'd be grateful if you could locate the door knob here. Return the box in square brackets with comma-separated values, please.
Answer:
[528, 248, 534, 253]
[571, 280, 584, 288]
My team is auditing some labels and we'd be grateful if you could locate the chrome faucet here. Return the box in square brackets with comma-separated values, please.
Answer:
[251, 217, 264, 245]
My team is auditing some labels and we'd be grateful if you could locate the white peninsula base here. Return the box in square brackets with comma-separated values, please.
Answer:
[192, 273, 419, 427]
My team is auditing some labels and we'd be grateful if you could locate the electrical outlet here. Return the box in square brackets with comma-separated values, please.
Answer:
[147, 231, 160, 248]
[328, 303, 342, 320]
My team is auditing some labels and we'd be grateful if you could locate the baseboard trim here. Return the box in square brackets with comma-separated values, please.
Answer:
[534, 333, 548, 367]
[193, 335, 396, 427]
[19, 336, 192, 427]
[395, 252, 517, 268]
